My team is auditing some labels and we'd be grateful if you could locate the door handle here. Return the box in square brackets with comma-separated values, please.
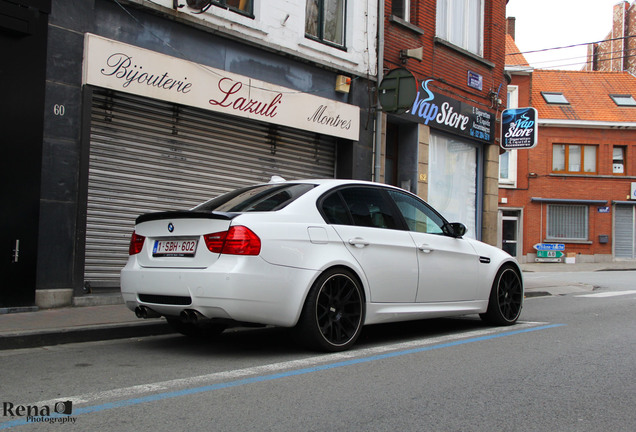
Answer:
[348, 237, 369, 248]
[418, 244, 433, 253]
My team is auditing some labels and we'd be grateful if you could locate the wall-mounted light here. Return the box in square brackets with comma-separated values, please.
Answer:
[336, 75, 351, 93]
[399, 47, 423, 64]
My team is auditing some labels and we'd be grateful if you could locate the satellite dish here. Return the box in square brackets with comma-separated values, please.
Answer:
[378, 68, 417, 114]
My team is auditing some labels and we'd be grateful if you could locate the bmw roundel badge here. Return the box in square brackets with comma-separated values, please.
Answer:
[168, 223, 174, 233]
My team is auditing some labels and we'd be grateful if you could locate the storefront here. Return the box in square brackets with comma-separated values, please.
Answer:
[384, 79, 495, 240]
[81, 34, 361, 289]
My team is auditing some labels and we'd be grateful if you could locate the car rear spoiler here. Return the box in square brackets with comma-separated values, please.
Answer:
[135, 211, 239, 224]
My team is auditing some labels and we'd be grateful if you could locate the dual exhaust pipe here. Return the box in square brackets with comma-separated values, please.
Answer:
[179, 309, 205, 324]
[135, 306, 160, 319]
[135, 306, 203, 323]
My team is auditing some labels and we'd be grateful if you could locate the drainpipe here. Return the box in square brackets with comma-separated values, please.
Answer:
[374, 0, 384, 182]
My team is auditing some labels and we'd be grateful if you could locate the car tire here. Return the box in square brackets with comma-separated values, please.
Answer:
[165, 317, 227, 338]
[480, 264, 523, 326]
[296, 268, 365, 352]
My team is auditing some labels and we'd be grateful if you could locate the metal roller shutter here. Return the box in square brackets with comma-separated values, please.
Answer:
[85, 89, 336, 288]
[614, 205, 635, 259]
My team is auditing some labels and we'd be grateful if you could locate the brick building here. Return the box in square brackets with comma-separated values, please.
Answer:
[379, 1, 508, 245]
[502, 30, 636, 263]
[585, 1, 636, 74]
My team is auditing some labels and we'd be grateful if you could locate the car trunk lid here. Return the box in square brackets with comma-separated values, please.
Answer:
[132, 211, 237, 268]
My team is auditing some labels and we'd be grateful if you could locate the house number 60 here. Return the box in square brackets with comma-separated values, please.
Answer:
[53, 104, 65, 116]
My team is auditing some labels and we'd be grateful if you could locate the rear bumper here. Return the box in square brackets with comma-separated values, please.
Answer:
[120, 255, 319, 327]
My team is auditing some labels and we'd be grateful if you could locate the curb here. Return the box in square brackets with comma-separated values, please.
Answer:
[0, 321, 173, 351]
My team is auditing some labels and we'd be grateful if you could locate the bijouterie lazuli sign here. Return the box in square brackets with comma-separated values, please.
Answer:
[82, 34, 359, 141]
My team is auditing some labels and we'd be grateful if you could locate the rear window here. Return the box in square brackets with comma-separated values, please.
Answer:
[193, 183, 315, 213]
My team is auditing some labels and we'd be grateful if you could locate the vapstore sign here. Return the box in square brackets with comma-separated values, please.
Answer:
[82, 34, 359, 140]
[407, 79, 494, 144]
[501, 107, 538, 149]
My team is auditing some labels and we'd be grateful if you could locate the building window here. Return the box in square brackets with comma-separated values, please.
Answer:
[436, 0, 483, 56]
[429, 133, 479, 239]
[552, 144, 597, 174]
[499, 84, 519, 186]
[613, 146, 626, 174]
[507, 85, 519, 109]
[392, 0, 415, 23]
[305, 0, 346, 48]
[547, 204, 588, 241]
[542, 92, 569, 104]
[499, 150, 517, 187]
[211, 0, 253, 16]
[610, 94, 636, 107]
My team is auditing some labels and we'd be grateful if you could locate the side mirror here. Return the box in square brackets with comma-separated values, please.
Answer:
[446, 222, 467, 238]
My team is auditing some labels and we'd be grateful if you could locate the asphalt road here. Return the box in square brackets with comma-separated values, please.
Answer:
[1, 272, 635, 431]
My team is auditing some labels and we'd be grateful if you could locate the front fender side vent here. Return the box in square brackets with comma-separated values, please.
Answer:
[479, 256, 491, 264]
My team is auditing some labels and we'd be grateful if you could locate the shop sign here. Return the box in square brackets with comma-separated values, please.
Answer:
[501, 107, 538, 149]
[82, 34, 360, 141]
[407, 79, 494, 143]
[598, 206, 610, 213]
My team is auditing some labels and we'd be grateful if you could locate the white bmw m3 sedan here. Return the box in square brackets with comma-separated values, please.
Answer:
[121, 178, 523, 351]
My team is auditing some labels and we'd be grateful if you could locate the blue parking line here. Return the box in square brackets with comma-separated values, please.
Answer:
[1, 323, 564, 429]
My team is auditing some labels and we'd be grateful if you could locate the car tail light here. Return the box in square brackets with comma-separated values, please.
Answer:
[204, 226, 261, 256]
[129, 231, 146, 255]
[203, 231, 227, 254]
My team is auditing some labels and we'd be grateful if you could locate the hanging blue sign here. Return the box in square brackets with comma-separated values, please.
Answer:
[501, 107, 538, 150]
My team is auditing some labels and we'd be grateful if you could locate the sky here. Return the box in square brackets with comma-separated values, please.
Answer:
[506, 0, 628, 70]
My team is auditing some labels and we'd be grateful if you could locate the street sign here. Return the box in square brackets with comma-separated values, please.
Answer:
[537, 250, 564, 258]
[533, 243, 565, 251]
[535, 257, 563, 263]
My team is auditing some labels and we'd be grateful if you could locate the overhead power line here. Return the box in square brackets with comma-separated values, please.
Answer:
[506, 34, 636, 56]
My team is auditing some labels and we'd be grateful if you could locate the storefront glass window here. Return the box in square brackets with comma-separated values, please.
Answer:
[428, 133, 478, 238]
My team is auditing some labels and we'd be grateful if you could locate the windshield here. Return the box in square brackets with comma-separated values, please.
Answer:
[193, 183, 315, 213]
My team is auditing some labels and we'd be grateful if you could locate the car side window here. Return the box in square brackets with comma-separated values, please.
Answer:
[387, 190, 446, 234]
[339, 187, 399, 229]
[321, 192, 352, 225]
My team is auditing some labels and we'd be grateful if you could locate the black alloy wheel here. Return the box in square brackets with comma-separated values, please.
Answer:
[297, 268, 364, 352]
[480, 265, 523, 325]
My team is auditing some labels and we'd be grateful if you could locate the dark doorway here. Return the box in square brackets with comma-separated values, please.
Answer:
[0, 1, 51, 307]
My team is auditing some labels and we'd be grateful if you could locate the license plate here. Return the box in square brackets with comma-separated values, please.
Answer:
[153, 239, 198, 257]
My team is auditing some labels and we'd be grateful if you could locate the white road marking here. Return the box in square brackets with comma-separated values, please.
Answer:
[575, 290, 636, 298]
[30, 321, 548, 408]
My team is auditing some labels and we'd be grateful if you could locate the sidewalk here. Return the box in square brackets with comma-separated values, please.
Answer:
[1, 261, 634, 350]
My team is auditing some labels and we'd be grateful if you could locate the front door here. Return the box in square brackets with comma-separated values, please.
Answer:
[500, 210, 521, 258]
[386, 190, 479, 303]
